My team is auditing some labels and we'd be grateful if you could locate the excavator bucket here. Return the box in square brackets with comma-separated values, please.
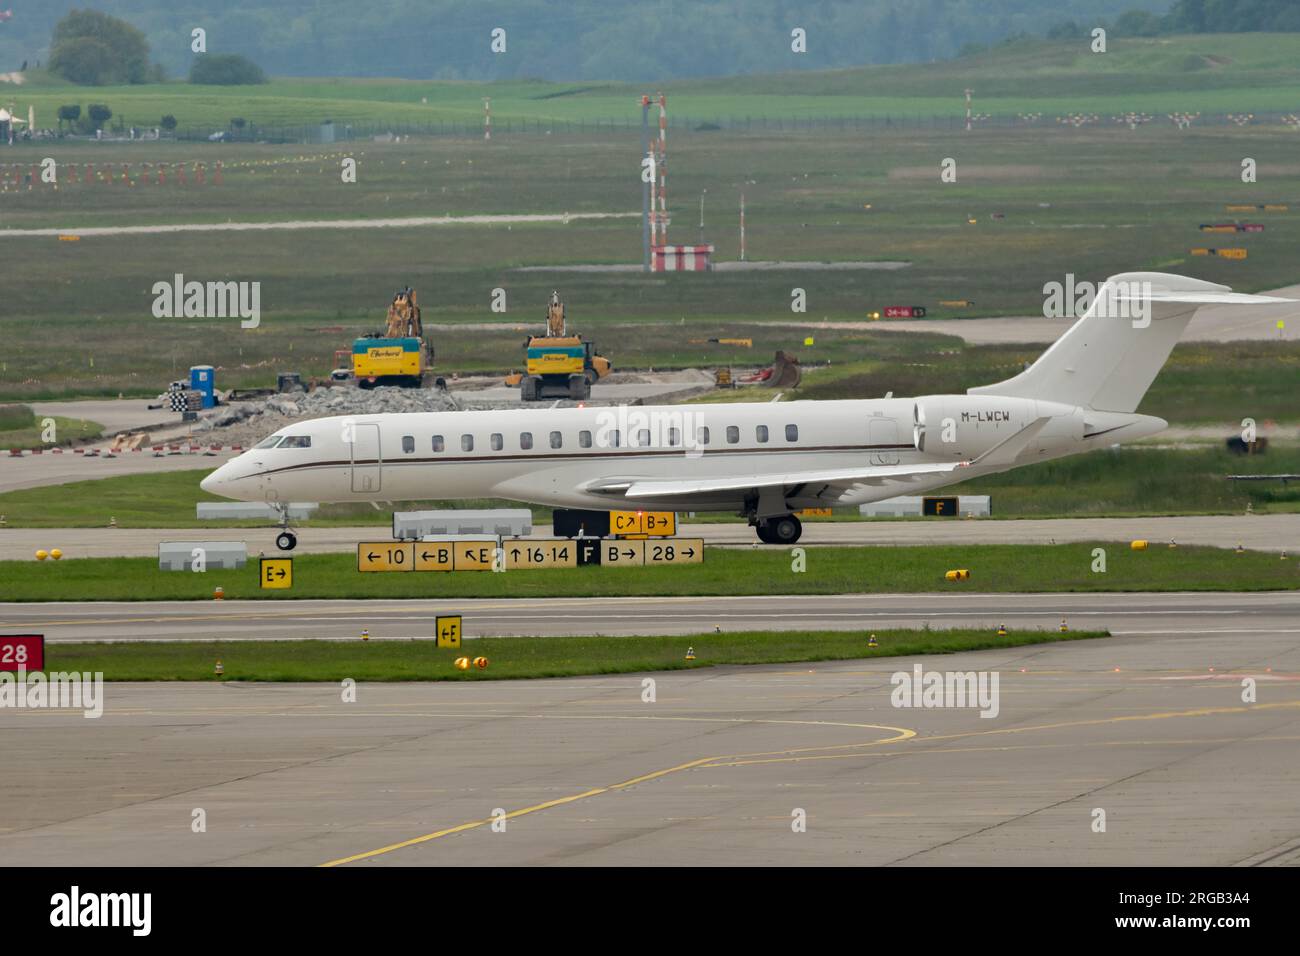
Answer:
[546, 291, 566, 338]
[385, 288, 423, 338]
[766, 350, 802, 388]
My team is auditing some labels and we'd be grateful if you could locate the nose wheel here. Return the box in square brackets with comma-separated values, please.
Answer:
[275, 531, 297, 551]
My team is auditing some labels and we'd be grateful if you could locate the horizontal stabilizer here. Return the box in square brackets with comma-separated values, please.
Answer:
[970, 417, 1051, 468]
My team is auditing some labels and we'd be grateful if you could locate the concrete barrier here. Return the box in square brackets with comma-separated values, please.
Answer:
[859, 495, 991, 518]
[159, 541, 247, 571]
[197, 502, 318, 520]
[394, 509, 532, 539]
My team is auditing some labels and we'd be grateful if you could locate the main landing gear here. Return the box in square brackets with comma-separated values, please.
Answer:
[753, 513, 802, 545]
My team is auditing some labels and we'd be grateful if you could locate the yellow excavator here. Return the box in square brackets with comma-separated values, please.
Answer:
[343, 287, 436, 389]
[510, 292, 612, 401]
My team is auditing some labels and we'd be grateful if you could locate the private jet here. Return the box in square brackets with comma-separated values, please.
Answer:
[201, 272, 1290, 546]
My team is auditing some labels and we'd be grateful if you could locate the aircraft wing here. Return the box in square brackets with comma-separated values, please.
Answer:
[590, 417, 1055, 503]
[594, 461, 966, 503]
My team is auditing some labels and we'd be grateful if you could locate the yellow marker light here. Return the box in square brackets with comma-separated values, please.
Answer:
[35, 549, 48, 561]
[1130, 540, 1148, 550]
[50, 548, 63, 560]
[454, 657, 470, 670]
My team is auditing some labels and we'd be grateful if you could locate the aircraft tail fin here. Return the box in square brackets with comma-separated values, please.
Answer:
[969, 272, 1292, 413]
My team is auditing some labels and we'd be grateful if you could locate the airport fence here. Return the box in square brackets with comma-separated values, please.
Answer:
[161, 109, 1300, 144]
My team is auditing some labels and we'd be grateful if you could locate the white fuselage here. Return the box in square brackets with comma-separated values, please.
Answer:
[199, 396, 1165, 512]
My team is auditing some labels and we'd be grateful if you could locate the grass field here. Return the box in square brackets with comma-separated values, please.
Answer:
[12, 35, 1300, 130]
[2, 123, 1298, 403]
[0, 468, 535, 528]
[0, 405, 103, 449]
[794, 339, 1300, 426]
[43, 628, 1107, 682]
[3, 543, 1295, 602]
[3, 34, 1298, 419]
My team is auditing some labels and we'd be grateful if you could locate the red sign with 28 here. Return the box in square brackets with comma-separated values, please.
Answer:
[0, 635, 45, 672]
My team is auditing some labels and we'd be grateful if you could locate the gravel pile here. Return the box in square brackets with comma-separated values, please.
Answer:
[197, 384, 463, 446]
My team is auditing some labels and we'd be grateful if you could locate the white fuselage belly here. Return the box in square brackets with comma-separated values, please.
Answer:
[202, 396, 1161, 512]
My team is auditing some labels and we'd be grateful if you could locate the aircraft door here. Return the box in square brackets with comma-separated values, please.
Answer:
[868, 417, 901, 465]
[350, 422, 382, 493]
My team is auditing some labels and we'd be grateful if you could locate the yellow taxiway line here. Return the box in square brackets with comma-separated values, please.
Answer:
[318, 698, 1300, 866]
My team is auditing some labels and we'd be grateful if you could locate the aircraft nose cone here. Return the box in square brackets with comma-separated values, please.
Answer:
[200, 465, 226, 495]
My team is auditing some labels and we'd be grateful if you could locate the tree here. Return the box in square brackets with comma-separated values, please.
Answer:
[87, 103, 113, 130]
[56, 104, 81, 131]
[1113, 10, 1163, 37]
[1045, 20, 1086, 40]
[49, 37, 118, 86]
[48, 10, 152, 85]
[160, 114, 178, 132]
[189, 53, 267, 86]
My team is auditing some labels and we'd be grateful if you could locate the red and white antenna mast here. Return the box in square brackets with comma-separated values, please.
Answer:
[739, 192, 746, 261]
[654, 92, 668, 246]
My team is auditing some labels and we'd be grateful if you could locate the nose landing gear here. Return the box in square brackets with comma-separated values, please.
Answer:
[272, 503, 297, 551]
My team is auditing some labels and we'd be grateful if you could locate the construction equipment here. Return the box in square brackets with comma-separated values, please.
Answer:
[108, 432, 150, 453]
[345, 288, 435, 389]
[739, 350, 802, 389]
[518, 292, 611, 401]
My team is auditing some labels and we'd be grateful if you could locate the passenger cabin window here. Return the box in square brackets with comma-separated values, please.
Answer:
[490, 433, 503, 451]
[432, 435, 445, 452]
[756, 425, 769, 444]
[579, 430, 593, 448]
[609, 429, 621, 448]
[668, 427, 681, 447]
[698, 426, 710, 446]
[520, 432, 534, 450]
[726, 425, 739, 444]
[461, 434, 474, 452]
[401, 435, 415, 454]
[255, 436, 283, 449]
[280, 435, 311, 448]
[636, 428, 651, 447]
[550, 431, 563, 449]
[785, 424, 798, 442]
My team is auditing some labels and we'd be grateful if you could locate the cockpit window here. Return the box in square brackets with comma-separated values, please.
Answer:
[254, 436, 283, 449]
[279, 436, 312, 448]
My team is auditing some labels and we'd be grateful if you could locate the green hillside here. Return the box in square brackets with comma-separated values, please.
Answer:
[7, 34, 1300, 133]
